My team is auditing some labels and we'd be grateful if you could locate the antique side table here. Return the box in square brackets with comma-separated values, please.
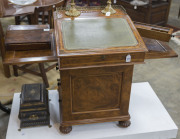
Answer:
[0, 0, 64, 18]
[54, 8, 177, 134]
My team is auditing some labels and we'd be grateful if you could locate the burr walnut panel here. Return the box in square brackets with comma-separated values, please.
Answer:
[71, 72, 122, 113]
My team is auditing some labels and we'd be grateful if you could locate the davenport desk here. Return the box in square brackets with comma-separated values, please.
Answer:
[54, 8, 177, 134]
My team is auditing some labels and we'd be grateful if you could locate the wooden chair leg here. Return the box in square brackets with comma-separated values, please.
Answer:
[29, 14, 36, 25]
[15, 16, 20, 25]
[3, 64, 11, 78]
[27, 15, 32, 24]
[13, 65, 18, 77]
[39, 63, 49, 88]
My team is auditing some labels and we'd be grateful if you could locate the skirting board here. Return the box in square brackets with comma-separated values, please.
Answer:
[6, 82, 178, 139]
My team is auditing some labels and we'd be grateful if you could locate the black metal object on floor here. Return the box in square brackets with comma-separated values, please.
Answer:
[0, 101, 11, 114]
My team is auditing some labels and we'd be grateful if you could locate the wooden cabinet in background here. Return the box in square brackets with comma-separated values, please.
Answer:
[73, 0, 172, 26]
[109, 0, 172, 26]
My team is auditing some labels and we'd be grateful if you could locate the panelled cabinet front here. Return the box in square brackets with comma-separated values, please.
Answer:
[60, 65, 133, 126]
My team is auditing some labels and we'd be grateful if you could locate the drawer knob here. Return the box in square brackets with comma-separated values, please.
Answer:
[56, 63, 59, 70]
[57, 79, 61, 86]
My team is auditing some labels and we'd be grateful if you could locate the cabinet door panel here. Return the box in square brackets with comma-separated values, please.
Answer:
[60, 65, 133, 124]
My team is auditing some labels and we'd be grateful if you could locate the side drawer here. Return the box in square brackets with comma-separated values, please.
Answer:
[59, 52, 145, 69]
[134, 21, 173, 42]
[134, 22, 178, 59]
[142, 37, 178, 59]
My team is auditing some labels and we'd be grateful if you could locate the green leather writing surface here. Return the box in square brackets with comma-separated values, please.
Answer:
[62, 18, 138, 50]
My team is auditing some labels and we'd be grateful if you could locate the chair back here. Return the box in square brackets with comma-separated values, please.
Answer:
[34, 5, 54, 28]
[33, 1, 65, 28]
[54, 0, 65, 9]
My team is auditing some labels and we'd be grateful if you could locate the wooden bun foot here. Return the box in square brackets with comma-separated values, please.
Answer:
[59, 126, 72, 134]
[118, 120, 131, 127]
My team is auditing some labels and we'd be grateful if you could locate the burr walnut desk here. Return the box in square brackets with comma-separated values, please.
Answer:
[54, 8, 177, 134]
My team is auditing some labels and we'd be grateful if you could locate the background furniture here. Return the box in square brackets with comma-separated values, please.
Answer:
[67, 0, 171, 26]
[0, 19, 11, 78]
[88, 0, 171, 26]
[0, 0, 65, 23]
[15, 1, 65, 27]
[6, 83, 178, 139]
[116, 0, 172, 26]
[0, 22, 57, 87]
[33, 1, 65, 28]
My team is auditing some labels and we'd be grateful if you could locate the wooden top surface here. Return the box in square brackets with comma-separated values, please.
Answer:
[5, 24, 51, 44]
[61, 18, 138, 50]
[5, 30, 51, 44]
[0, 0, 63, 17]
[3, 26, 57, 65]
[4, 49, 57, 64]
[54, 9, 148, 58]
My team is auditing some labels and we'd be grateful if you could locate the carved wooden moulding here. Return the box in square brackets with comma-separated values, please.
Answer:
[18, 83, 50, 129]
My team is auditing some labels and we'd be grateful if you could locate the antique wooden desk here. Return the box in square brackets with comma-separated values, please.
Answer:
[54, 8, 177, 134]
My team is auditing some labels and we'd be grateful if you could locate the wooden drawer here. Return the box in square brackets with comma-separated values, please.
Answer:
[142, 37, 177, 59]
[134, 22, 173, 42]
[6, 43, 51, 51]
[134, 22, 178, 59]
[59, 52, 145, 69]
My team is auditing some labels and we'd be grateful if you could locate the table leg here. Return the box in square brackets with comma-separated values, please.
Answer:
[15, 16, 20, 25]
[28, 14, 36, 25]
[3, 64, 11, 78]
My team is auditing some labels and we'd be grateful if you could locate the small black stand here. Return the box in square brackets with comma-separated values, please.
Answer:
[0, 101, 11, 114]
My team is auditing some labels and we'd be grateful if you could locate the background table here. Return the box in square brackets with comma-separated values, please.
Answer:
[6, 82, 178, 139]
[0, 0, 64, 17]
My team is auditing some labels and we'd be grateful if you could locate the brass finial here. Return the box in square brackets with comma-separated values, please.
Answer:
[101, 0, 116, 14]
[65, 0, 81, 17]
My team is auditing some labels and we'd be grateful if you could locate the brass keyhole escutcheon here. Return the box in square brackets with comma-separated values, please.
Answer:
[29, 114, 39, 120]
[101, 55, 106, 60]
